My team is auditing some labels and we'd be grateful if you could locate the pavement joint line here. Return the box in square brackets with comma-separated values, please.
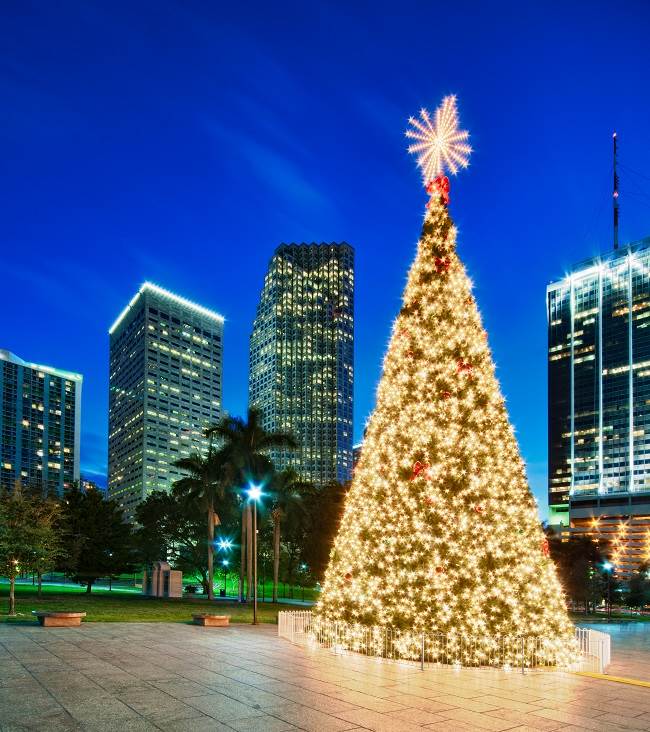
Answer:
[572, 671, 650, 688]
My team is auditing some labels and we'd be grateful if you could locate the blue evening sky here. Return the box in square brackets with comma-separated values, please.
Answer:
[2, 1, 650, 514]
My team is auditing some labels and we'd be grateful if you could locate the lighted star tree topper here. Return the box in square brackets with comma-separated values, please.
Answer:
[406, 95, 472, 181]
[316, 95, 576, 666]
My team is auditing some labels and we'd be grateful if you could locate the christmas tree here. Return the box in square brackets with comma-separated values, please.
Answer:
[316, 97, 574, 658]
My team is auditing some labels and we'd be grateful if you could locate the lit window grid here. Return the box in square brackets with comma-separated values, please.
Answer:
[0, 351, 81, 495]
[249, 243, 354, 486]
[548, 238, 650, 538]
[108, 288, 223, 521]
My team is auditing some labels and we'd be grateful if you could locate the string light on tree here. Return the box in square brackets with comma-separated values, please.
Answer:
[316, 95, 575, 667]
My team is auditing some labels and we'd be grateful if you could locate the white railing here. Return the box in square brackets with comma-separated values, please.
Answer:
[278, 609, 313, 643]
[278, 611, 611, 674]
[574, 627, 611, 673]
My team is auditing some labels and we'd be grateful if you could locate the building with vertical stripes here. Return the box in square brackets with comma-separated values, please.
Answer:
[0, 349, 81, 495]
[547, 236, 650, 577]
[108, 282, 223, 521]
[249, 243, 354, 486]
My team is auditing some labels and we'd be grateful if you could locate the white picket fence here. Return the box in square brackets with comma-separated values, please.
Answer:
[278, 611, 611, 674]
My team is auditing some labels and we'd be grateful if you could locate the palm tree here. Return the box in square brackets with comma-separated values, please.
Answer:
[269, 469, 312, 603]
[173, 439, 228, 601]
[207, 407, 297, 480]
[206, 407, 298, 601]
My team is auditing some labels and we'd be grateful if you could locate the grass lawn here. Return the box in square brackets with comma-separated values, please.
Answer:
[0, 582, 303, 624]
[21, 572, 322, 603]
[570, 611, 650, 623]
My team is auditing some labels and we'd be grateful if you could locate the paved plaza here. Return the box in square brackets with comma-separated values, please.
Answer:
[580, 623, 650, 684]
[1, 622, 650, 731]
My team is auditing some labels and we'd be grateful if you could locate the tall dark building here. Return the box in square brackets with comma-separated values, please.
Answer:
[547, 236, 650, 576]
[108, 282, 223, 521]
[249, 243, 354, 485]
[0, 349, 81, 495]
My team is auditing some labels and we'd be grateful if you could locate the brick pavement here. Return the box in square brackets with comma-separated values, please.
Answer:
[1, 622, 649, 731]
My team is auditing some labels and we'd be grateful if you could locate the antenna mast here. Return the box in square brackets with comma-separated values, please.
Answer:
[613, 132, 620, 250]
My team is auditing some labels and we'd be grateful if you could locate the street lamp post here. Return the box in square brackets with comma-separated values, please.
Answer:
[215, 538, 232, 598]
[222, 559, 229, 594]
[300, 563, 308, 603]
[603, 562, 613, 622]
[247, 485, 262, 626]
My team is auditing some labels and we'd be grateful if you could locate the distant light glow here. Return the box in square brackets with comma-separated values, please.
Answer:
[247, 484, 262, 501]
[216, 538, 233, 551]
[108, 281, 224, 335]
[603, 562, 613, 571]
[406, 95, 472, 183]
[0, 349, 82, 382]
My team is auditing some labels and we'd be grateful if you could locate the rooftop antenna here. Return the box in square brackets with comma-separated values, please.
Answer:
[613, 132, 620, 250]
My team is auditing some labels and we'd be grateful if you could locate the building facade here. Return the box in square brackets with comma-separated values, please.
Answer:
[0, 349, 81, 495]
[547, 237, 650, 576]
[249, 243, 354, 486]
[352, 443, 363, 472]
[108, 282, 223, 521]
[80, 476, 105, 496]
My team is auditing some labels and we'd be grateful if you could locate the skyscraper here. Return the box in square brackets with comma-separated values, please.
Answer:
[547, 236, 650, 576]
[249, 242, 354, 486]
[0, 349, 81, 495]
[108, 282, 223, 521]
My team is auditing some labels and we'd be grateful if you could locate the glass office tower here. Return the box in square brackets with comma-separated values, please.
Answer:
[547, 237, 650, 576]
[249, 243, 354, 486]
[108, 282, 223, 521]
[0, 349, 81, 496]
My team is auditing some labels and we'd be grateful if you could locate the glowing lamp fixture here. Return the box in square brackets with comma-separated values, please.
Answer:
[603, 562, 613, 571]
[247, 484, 262, 501]
[216, 538, 233, 551]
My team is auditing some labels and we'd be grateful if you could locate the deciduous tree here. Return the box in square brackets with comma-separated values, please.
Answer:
[0, 484, 61, 614]
[60, 486, 135, 593]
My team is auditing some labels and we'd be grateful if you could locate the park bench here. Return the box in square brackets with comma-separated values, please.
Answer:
[192, 614, 230, 627]
[32, 611, 86, 627]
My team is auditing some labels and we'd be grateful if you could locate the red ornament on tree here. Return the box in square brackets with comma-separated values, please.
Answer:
[473, 505, 484, 514]
[424, 496, 436, 506]
[441, 390, 452, 400]
[427, 175, 451, 205]
[456, 359, 473, 374]
[344, 572, 353, 582]
[541, 538, 550, 557]
[434, 256, 451, 274]
[435, 566, 445, 574]
[410, 461, 431, 481]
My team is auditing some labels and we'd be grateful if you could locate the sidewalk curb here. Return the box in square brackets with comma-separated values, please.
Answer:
[573, 671, 650, 688]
